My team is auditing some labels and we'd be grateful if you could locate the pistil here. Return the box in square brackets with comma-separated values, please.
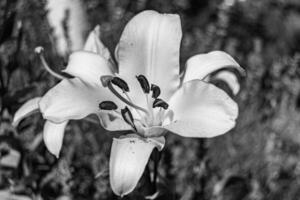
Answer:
[35, 47, 66, 80]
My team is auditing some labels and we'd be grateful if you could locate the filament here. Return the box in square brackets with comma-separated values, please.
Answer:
[107, 81, 149, 116]
[123, 92, 146, 124]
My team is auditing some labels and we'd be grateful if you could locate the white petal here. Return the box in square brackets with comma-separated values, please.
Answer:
[109, 134, 165, 196]
[164, 80, 238, 138]
[39, 78, 123, 123]
[183, 51, 245, 83]
[213, 71, 240, 95]
[84, 26, 110, 58]
[12, 97, 41, 126]
[43, 120, 68, 158]
[63, 51, 114, 85]
[84, 25, 117, 72]
[117, 10, 182, 103]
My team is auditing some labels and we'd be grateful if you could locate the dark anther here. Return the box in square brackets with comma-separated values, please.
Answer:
[100, 75, 113, 87]
[111, 77, 129, 92]
[153, 98, 169, 110]
[136, 75, 150, 93]
[121, 106, 136, 130]
[99, 101, 118, 110]
[151, 84, 161, 99]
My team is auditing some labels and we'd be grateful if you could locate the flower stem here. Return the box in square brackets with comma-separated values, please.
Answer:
[152, 149, 161, 193]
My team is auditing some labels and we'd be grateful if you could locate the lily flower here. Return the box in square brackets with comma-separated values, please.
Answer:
[13, 10, 244, 196]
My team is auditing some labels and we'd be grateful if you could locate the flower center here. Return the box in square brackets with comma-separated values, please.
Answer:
[99, 75, 169, 137]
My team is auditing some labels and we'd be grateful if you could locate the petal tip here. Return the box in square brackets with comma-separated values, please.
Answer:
[45, 144, 61, 158]
[109, 134, 162, 196]
[54, 153, 60, 159]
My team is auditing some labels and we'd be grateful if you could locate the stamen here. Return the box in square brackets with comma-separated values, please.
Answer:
[136, 75, 150, 93]
[34, 46, 66, 80]
[111, 77, 129, 92]
[151, 84, 161, 99]
[99, 101, 118, 110]
[123, 92, 146, 124]
[107, 81, 149, 115]
[153, 98, 169, 110]
[157, 107, 165, 125]
[146, 94, 154, 125]
[121, 106, 137, 131]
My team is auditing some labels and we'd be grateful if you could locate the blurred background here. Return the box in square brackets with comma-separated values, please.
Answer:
[1, 0, 300, 199]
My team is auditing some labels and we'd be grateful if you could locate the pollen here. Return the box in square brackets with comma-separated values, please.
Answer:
[151, 84, 161, 99]
[111, 77, 129, 92]
[99, 101, 118, 110]
[153, 98, 169, 110]
[136, 75, 150, 93]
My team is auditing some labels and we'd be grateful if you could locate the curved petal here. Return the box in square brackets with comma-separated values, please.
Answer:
[84, 25, 117, 73]
[213, 71, 240, 95]
[63, 51, 114, 85]
[39, 78, 124, 123]
[43, 120, 68, 158]
[12, 97, 41, 126]
[183, 51, 245, 83]
[164, 80, 238, 138]
[109, 134, 165, 196]
[117, 10, 182, 103]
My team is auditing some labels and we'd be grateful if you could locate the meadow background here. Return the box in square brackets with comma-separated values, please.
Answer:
[1, 0, 300, 199]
